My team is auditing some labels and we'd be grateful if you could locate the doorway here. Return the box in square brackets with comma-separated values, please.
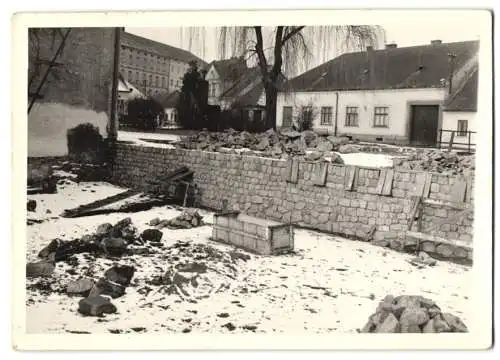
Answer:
[409, 105, 440, 147]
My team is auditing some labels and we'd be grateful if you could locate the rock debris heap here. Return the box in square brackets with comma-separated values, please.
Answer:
[177, 128, 347, 162]
[175, 129, 475, 174]
[361, 295, 468, 333]
[394, 150, 475, 176]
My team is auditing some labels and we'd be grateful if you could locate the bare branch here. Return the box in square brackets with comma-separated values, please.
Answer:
[281, 26, 305, 45]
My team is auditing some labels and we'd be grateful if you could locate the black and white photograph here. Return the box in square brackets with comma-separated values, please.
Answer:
[12, 8, 493, 351]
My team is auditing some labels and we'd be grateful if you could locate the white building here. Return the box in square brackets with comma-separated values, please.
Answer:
[277, 40, 479, 148]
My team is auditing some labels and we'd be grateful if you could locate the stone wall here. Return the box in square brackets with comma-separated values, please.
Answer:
[113, 144, 474, 263]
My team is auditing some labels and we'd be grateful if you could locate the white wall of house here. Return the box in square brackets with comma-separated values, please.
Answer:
[276, 88, 447, 139]
[206, 65, 222, 105]
[441, 111, 477, 149]
[162, 107, 178, 126]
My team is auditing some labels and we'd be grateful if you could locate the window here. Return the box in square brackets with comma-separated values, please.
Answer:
[373, 106, 389, 127]
[155, 76, 159, 87]
[129, 54, 132, 63]
[457, 120, 468, 136]
[162, 77, 166, 87]
[127, 70, 132, 81]
[210, 83, 217, 97]
[149, 74, 153, 85]
[320, 106, 333, 125]
[301, 106, 313, 124]
[345, 106, 359, 127]
[282, 106, 293, 127]
[170, 79, 173, 86]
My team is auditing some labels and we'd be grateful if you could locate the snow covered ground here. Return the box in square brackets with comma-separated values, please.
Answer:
[26, 181, 471, 334]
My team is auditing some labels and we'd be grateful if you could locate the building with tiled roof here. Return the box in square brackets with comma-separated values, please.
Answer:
[119, 31, 207, 97]
[277, 39, 479, 148]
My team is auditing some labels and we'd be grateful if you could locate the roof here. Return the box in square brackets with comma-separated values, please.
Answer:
[444, 68, 478, 112]
[235, 83, 265, 107]
[121, 31, 207, 67]
[118, 73, 145, 99]
[284, 40, 479, 92]
[153, 90, 181, 108]
[209, 57, 248, 83]
[220, 65, 285, 107]
[220, 67, 262, 99]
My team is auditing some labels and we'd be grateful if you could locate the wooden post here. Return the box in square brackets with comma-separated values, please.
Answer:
[468, 131, 472, 153]
[439, 129, 442, 149]
[448, 131, 455, 152]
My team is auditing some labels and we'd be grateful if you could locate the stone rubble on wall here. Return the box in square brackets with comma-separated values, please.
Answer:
[174, 129, 475, 175]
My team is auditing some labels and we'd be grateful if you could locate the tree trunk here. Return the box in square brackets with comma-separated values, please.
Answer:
[265, 85, 278, 130]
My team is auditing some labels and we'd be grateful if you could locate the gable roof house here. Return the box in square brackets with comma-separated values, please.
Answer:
[277, 40, 479, 147]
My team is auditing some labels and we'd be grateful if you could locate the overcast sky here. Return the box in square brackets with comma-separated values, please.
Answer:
[126, 21, 481, 73]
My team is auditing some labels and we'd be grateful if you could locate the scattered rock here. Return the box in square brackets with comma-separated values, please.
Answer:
[221, 322, 236, 331]
[27, 199, 37, 212]
[408, 252, 437, 267]
[101, 237, 128, 256]
[304, 151, 323, 161]
[442, 313, 468, 332]
[376, 312, 400, 333]
[38, 238, 64, 259]
[217, 312, 230, 318]
[229, 250, 251, 262]
[78, 296, 117, 316]
[337, 144, 360, 154]
[67, 278, 94, 297]
[149, 218, 161, 226]
[104, 265, 136, 287]
[316, 140, 333, 152]
[96, 223, 113, 237]
[141, 229, 163, 242]
[26, 259, 55, 278]
[89, 278, 126, 299]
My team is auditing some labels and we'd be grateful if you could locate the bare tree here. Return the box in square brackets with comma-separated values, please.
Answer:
[184, 26, 385, 130]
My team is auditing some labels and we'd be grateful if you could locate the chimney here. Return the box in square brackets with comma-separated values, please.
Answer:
[385, 43, 397, 49]
[431, 40, 442, 45]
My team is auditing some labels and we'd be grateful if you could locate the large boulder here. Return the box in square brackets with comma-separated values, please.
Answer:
[66, 278, 94, 297]
[301, 130, 318, 146]
[141, 229, 163, 242]
[101, 237, 128, 256]
[27, 200, 37, 212]
[38, 238, 65, 259]
[26, 259, 55, 278]
[89, 278, 126, 299]
[104, 265, 136, 287]
[96, 223, 113, 238]
[78, 296, 117, 316]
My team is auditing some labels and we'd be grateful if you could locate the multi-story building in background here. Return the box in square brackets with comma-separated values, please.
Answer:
[119, 31, 206, 97]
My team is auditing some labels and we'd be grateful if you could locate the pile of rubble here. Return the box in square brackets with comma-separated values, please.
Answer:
[149, 209, 205, 230]
[177, 128, 348, 162]
[360, 295, 468, 333]
[176, 129, 475, 173]
[393, 150, 475, 175]
[27, 217, 153, 280]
